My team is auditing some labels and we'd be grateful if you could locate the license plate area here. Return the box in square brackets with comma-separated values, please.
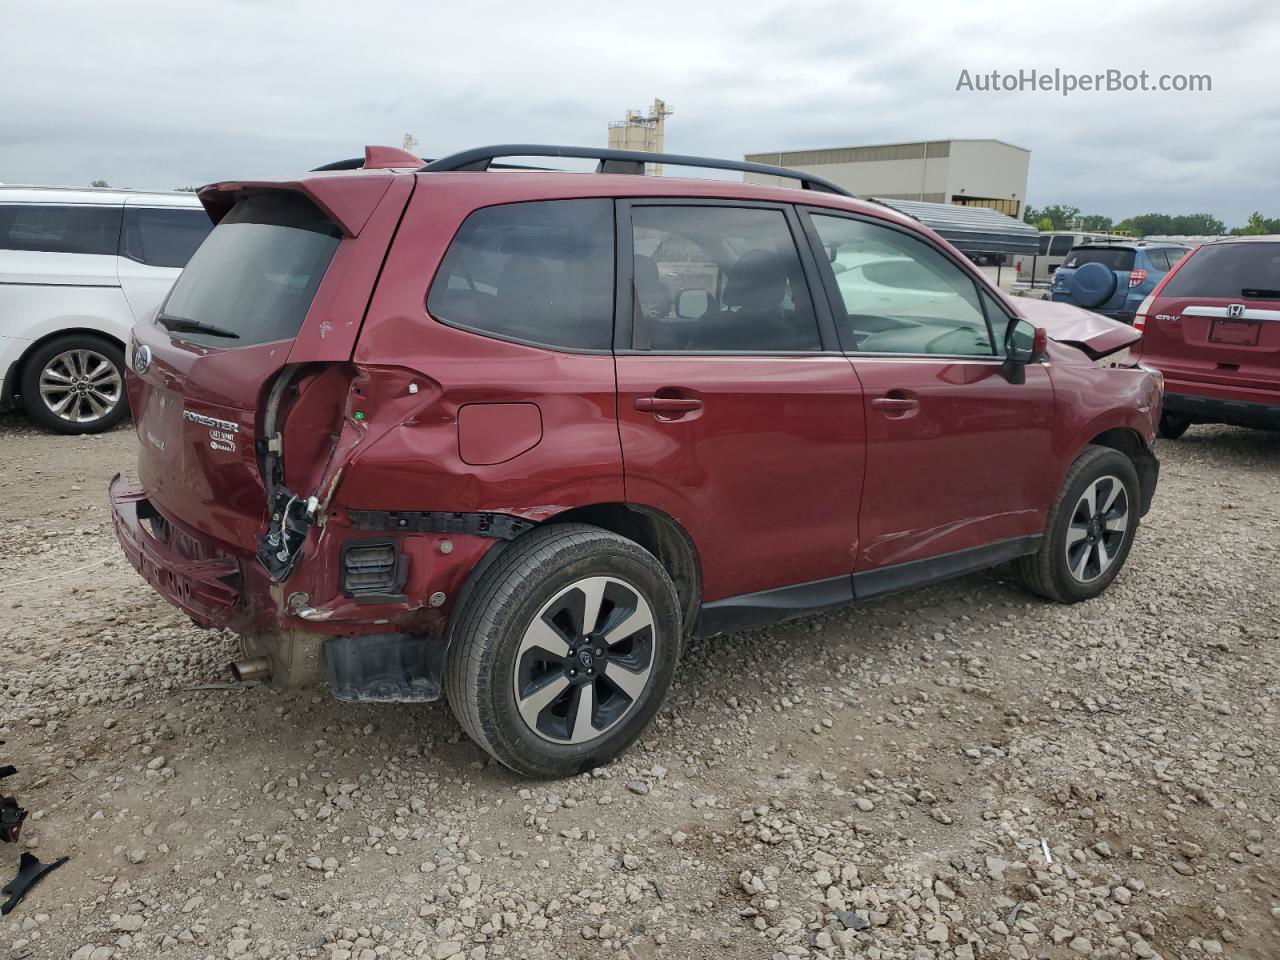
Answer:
[1209, 319, 1261, 346]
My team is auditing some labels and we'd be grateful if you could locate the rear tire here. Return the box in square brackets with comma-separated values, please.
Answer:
[1016, 446, 1140, 604]
[444, 524, 682, 778]
[20, 334, 129, 435]
[1158, 412, 1191, 440]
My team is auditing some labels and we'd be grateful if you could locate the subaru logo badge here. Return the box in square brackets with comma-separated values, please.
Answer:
[133, 344, 152, 375]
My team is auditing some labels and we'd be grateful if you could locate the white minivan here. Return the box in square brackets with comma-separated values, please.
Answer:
[0, 186, 211, 433]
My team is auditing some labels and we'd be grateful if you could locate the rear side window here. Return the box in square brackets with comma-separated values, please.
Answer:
[1144, 249, 1170, 271]
[122, 207, 212, 268]
[1048, 235, 1074, 256]
[159, 193, 341, 348]
[1038, 235, 1051, 255]
[1063, 247, 1136, 271]
[0, 203, 121, 255]
[427, 199, 614, 351]
[629, 205, 820, 352]
[1161, 243, 1280, 299]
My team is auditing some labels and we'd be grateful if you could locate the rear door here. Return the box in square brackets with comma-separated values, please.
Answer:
[614, 200, 864, 611]
[116, 200, 213, 320]
[1142, 240, 1280, 398]
[129, 178, 412, 550]
[802, 208, 1056, 584]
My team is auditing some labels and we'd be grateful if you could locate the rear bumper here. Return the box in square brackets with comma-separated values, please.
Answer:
[1164, 389, 1280, 430]
[109, 474, 241, 628]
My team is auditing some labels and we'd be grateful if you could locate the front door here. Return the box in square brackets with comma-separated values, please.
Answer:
[802, 209, 1056, 586]
[613, 201, 865, 616]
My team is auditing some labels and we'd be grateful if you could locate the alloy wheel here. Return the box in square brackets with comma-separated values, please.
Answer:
[38, 349, 122, 424]
[513, 576, 656, 744]
[1065, 475, 1129, 583]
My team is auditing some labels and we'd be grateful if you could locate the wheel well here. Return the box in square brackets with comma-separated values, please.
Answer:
[1088, 427, 1158, 515]
[546, 503, 702, 633]
[9, 328, 126, 403]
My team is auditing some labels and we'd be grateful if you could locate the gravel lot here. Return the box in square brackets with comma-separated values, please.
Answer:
[0, 411, 1277, 960]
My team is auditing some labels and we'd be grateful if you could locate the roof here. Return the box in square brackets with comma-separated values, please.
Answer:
[0, 184, 202, 207]
[198, 168, 928, 237]
[871, 197, 1041, 255]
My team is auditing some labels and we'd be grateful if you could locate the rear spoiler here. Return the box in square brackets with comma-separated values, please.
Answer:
[197, 173, 395, 237]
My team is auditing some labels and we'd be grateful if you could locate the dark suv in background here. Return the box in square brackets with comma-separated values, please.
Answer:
[1134, 237, 1280, 438]
[110, 144, 1162, 778]
[1052, 241, 1189, 323]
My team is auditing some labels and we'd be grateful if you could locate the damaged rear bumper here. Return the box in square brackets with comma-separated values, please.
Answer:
[109, 474, 240, 628]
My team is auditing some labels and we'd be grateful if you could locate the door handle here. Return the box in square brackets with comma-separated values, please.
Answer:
[870, 397, 919, 413]
[635, 397, 703, 413]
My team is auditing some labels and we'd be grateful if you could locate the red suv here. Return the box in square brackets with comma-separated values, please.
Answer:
[110, 144, 1162, 778]
[1132, 237, 1280, 438]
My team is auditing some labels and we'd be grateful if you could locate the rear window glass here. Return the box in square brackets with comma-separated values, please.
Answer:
[159, 193, 341, 348]
[0, 203, 121, 255]
[1063, 247, 1136, 271]
[1161, 242, 1280, 299]
[427, 199, 614, 351]
[122, 207, 212, 268]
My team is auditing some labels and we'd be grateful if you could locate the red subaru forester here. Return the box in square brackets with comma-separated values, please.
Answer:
[111, 144, 1162, 778]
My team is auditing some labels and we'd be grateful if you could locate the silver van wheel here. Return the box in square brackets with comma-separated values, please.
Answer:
[1065, 475, 1129, 583]
[39, 348, 122, 423]
[513, 575, 656, 745]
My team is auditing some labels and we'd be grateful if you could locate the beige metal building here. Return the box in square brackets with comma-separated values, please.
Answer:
[744, 139, 1030, 218]
[608, 99, 674, 175]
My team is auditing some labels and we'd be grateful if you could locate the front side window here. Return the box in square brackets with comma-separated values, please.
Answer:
[427, 199, 614, 351]
[160, 192, 341, 348]
[122, 207, 212, 268]
[810, 214, 995, 357]
[0, 203, 121, 255]
[629, 205, 820, 352]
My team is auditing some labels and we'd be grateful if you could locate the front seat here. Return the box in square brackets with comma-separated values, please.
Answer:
[703, 248, 797, 350]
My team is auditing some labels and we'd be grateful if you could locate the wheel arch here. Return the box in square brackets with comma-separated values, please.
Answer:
[543, 503, 702, 634]
[1085, 427, 1158, 516]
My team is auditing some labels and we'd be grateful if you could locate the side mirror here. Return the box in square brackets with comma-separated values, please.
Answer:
[1002, 320, 1047, 384]
[675, 288, 711, 320]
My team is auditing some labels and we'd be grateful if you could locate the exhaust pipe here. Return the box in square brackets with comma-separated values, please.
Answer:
[230, 656, 272, 683]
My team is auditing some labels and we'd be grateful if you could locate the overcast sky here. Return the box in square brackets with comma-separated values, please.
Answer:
[3, 0, 1277, 227]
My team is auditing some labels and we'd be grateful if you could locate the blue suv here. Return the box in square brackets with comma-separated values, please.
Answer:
[1051, 243, 1189, 323]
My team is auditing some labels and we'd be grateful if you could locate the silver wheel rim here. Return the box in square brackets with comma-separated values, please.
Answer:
[1065, 475, 1129, 584]
[39, 349, 122, 423]
[513, 575, 656, 745]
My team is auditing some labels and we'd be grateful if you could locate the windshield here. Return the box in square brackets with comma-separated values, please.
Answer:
[1062, 247, 1135, 271]
[1161, 242, 1280, 299]
[159, 193, 342, 347]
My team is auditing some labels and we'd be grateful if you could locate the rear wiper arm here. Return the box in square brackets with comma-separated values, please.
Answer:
[1241, 288, 1280, 299]
[157, 313, 240, 339]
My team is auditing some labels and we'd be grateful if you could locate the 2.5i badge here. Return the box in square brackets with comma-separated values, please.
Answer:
[183, 409, 239, 453]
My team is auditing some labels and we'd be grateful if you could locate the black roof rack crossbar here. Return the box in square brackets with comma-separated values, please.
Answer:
[419, 144, 853, 196]
[311, 156, 551, 173]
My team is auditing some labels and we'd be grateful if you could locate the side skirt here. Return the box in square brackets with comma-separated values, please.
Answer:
[696, 535, 1042, 639]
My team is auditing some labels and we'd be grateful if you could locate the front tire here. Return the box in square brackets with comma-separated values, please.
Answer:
[1158, 412, 1191, 440]
[20, 334, 129, 434]
[444, 524, 682, 778]
[1017, 446, 1140, 603]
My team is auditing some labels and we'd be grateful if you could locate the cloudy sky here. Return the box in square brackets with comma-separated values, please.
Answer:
[3, 0, 1277, 227]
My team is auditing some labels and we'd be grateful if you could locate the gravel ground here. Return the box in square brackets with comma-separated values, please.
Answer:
[0, 410, 1277, 960]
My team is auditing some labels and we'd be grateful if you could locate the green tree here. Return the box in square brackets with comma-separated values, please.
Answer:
[1035, 217, 1054, 231]
[1169, 213, 1225, 235]
[90, 179, 110, 188]
[1078, 214, 1113, 231]
[1024, 204, 1081, 230]
[175, 186, 199, 192]
[1231, 212, 1268, 236]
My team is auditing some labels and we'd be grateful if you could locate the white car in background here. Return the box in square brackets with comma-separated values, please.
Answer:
[0, 185, 211, 433]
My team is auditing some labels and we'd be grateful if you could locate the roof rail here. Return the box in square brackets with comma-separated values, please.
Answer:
[419, 144, 853, 196]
